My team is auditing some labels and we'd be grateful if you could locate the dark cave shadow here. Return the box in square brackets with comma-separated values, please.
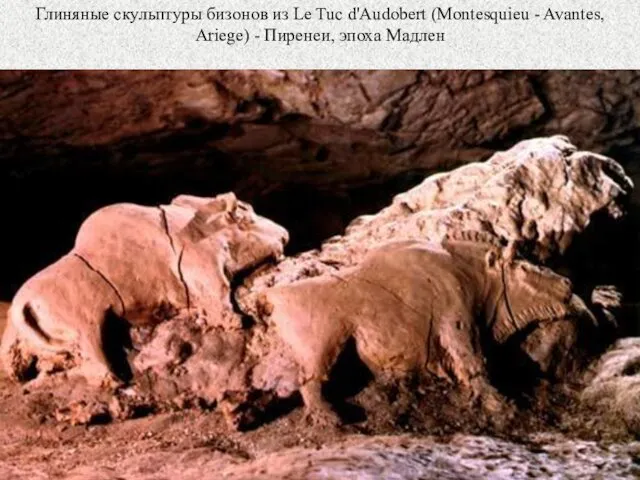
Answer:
[484, 303, 609, 409]
[236, 391, 304, 432]
[472, 314, 541, 409]
[322, 337, 375, 424]
[545, 208, 640, 337]
[485, 324, 548, 407]
[102, 309, 134, 383]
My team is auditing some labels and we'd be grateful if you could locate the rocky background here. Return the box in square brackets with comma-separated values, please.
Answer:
[1, 70, 640, 303]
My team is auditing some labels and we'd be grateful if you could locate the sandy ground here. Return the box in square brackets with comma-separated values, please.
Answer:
[0, 404, 638, 479]
[0, 302, 639, 479]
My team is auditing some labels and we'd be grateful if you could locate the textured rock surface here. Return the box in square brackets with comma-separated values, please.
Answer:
[217, 434, 640, 480]
[1, 71, 639, 185]
[582, 337, 640, 434]
[237, 136, 632, 300]
[1, 432, 638, 480]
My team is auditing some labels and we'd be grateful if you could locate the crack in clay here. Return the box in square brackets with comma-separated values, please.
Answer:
[425, 302, 434, 368]
[73, 253, 126, 315]
[500, 264, 522, 337]
[158, 205, 192, 309]
[176, 248, 191, 309]
[158, 206, 176, 254]
[348, 274, 430, 319]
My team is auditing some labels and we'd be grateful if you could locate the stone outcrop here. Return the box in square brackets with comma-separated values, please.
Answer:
[1, 71, 639, 186]
[582, 337, 640, 434]
[238, 136, 632, 302]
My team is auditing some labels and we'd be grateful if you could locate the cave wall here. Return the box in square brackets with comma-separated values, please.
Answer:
[1, 70, 640, 298]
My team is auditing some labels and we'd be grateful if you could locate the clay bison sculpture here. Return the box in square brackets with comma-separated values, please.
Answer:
[253, 239, 600, 424]
[1, 192, 288, 384]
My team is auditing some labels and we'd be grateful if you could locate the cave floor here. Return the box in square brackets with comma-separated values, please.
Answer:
[0, 389, 638, 479]
[0, 302, 639, 479]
